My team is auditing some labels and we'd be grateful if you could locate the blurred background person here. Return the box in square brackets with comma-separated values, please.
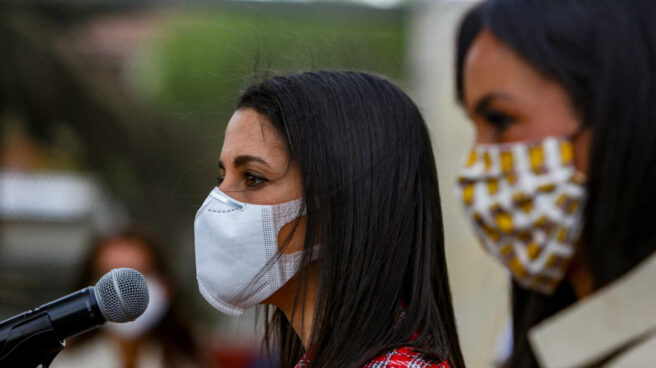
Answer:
[52, 228, 205, 368]
[455, 0, 656, 367]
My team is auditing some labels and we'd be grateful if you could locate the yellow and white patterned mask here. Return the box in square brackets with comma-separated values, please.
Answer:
[457, 137, 586, 294]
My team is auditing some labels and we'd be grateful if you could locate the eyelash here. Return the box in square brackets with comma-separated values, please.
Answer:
[243, 172, 268, 187]
[217, 171, 269, 188]
[484, 110, 516, 134]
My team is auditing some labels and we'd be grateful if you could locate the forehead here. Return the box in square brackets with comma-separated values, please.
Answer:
[95, 238, 154, 274]
[463, 30, 551, 108]
[222, 108, 288, 163]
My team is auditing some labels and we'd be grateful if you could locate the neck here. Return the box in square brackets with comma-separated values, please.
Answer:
[107, 334, 142, 368]
[567, 244, 595, 299]
[269, 262, 319, 349]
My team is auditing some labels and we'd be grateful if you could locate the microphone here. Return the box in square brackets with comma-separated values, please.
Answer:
[0, 268, 149, 367]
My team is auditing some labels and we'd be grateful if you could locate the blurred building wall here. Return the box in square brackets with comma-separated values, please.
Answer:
[408, 2, 511, 367]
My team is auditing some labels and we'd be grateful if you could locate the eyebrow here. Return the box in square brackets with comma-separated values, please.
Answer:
[218, 155, 271, 170]
[472, 92, 514, 116]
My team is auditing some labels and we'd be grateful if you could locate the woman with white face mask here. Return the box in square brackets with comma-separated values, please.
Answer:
[52, 228, 203, 368]
[455, 1, 656, 367]
[194, 71, 465, 368]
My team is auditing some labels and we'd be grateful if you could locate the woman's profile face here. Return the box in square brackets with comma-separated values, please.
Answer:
[219, 107, 306, 254]
[219, 108, 302, 204]
[463, 29, 590, 173]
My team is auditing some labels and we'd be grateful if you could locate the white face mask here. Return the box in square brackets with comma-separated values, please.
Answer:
[457, 137, 586, 294]
[105, 276, 169, 339]
[194, 187, 312, 316]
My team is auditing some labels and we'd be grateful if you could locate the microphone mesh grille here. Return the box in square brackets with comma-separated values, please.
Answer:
[94, 268, 149, 323]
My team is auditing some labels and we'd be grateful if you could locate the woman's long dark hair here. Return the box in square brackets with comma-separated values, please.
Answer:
[237, 71, 464, 368]
[456, 1, 656, 366]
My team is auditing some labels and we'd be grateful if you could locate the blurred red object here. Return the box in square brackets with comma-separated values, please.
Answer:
[209, 344, 261, 368]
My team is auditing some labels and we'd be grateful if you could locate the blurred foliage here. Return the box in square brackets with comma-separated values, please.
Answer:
[132, 5, 406, 128]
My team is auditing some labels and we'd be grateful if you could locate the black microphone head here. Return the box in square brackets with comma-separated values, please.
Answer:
[93, 268, 149, 323]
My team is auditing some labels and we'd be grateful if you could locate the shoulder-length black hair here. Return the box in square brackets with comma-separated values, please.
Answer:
[456, 1, 656, 366]
[236, 71, 464, 368]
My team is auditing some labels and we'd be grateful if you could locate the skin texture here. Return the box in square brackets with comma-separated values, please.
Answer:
[218, 107, 316, 347]
[463, 30, 594, 298]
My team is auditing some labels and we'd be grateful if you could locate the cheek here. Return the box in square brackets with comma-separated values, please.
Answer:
[519, 85, 581, 139]
[277, 216, 307, 254]
[573, 129, 592, 175]
[472, 119, 500, 144]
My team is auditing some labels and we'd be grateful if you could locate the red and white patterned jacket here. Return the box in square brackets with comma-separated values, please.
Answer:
[294, 346, 450, 368]
[294, 303, 451, 368]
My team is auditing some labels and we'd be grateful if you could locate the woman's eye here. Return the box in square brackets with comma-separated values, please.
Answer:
[244, 172, 267, 187]
[484, 111, 515, 134]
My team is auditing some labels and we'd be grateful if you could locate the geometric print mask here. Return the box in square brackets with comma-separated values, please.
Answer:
[457, 137, 586, 294]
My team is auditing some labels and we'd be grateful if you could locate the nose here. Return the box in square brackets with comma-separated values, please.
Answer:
[218, 174, 248, 203]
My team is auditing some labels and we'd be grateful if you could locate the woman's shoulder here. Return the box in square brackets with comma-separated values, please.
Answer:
[294, 346, 451, 368]
[363, 347, 450, 368]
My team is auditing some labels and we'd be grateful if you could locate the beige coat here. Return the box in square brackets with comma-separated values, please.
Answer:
[528, 253, 656, 367]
